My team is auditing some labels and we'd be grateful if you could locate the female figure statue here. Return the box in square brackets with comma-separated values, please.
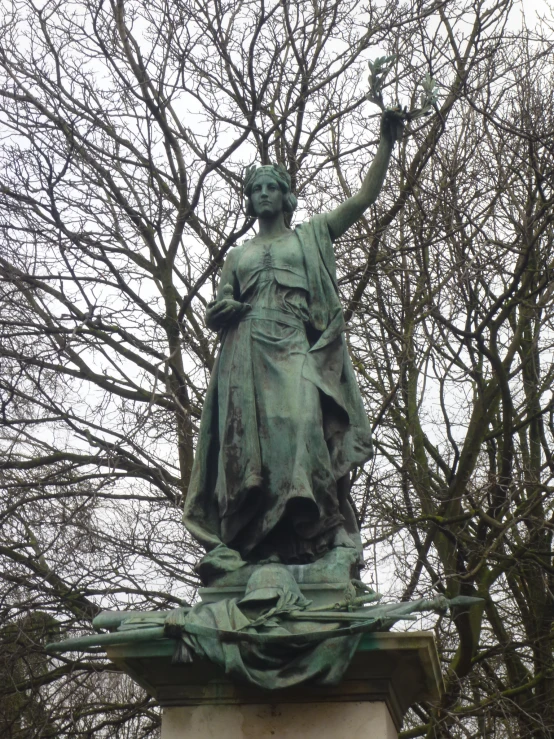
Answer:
[184, 111, 404, 581]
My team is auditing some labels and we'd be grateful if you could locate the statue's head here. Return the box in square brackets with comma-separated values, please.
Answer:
[244, 163, 298, 218]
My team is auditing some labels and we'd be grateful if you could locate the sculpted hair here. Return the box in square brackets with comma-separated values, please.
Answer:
[243, 164, 298, 217]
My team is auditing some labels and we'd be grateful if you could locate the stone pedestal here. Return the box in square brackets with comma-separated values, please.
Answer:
[161, 701, 397, 739]
[107, 631, 443, 739]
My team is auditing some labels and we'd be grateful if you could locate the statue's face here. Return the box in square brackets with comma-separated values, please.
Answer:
[250, 174, 284, 218]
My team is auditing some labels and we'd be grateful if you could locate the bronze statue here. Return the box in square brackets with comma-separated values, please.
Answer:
[47, 100, 484, 694]
[183, 110, 405, 581]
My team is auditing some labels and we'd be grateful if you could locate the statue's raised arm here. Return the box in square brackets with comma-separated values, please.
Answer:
[326, 109, 405, 241]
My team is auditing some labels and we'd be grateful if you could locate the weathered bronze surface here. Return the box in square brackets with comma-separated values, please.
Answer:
[183, 110, 405, 583]
[47, 109, 482, 696]
[47, 560, 481, 691]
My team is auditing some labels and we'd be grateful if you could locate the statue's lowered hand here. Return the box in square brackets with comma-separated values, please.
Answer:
[206, 285, 251, 330]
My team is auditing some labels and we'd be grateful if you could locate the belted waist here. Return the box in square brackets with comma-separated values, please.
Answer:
[241, 307, 305, 330]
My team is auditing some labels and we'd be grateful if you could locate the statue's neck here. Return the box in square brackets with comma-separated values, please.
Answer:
[255, 213, 291, 241]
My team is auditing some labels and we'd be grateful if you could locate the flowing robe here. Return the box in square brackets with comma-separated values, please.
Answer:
[183, 214, 372, 567]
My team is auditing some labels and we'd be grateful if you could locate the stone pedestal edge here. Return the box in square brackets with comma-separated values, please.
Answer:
[107, 630, 443, 732]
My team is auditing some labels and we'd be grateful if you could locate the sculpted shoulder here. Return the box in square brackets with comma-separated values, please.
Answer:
[222, 243, 246, 272]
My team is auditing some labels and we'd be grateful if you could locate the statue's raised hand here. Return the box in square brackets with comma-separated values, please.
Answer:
[205, 284, 251, 331]
[380, 108, 405, 146]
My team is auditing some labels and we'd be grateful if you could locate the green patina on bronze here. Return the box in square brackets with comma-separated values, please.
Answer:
[183, 110, 405, 582]
[47, 569, 481, 690]
[47, 109, 480, 693]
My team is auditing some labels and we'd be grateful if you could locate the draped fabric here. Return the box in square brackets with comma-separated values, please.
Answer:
[183, 215, 372, 569]
[181, 597, 362, 690]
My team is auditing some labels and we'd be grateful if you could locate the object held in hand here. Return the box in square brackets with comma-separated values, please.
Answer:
[367, 55, 438, 123]
[221, 284, 234, 300]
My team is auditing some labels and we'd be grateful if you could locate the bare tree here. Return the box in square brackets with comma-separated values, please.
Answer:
[350, 20, 554, 738]
[0, 0, 553, 736]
